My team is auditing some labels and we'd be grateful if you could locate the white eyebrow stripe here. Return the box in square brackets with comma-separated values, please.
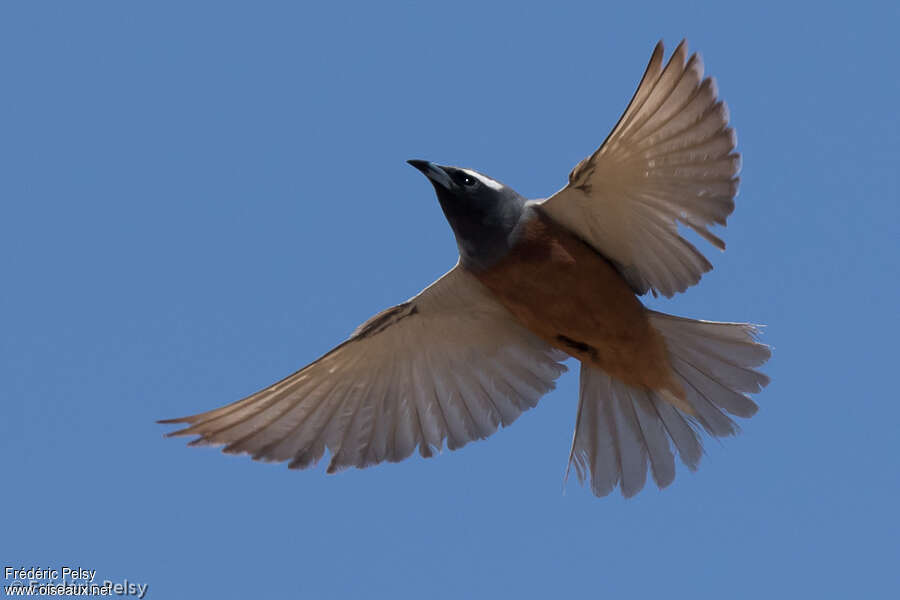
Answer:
[462, 169, 503, 191]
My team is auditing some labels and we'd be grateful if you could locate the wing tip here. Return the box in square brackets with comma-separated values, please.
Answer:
[158, 417, 202, 439]
[647, 40, 666, 74]
[189, 435, 216, 447]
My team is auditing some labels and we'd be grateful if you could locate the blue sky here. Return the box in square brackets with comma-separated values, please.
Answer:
[3, 1, 898, 598]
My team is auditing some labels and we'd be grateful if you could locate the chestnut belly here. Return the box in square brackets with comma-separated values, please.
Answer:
[472, 209, 680, 396]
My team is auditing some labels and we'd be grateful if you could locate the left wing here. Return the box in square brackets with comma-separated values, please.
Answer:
[540, 40, 740, 298]
[160, 265, 567, 473]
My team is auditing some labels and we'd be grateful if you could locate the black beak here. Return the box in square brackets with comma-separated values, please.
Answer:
[407, 159, 453, 190]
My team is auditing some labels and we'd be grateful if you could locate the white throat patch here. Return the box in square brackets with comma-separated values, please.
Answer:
[462, 169, 503, 191]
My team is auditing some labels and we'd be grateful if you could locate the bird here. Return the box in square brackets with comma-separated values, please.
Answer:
[160, 40, 770, 498]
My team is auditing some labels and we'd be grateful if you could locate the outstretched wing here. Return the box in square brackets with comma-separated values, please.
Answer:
[160, 265, 567, 472]
[540, 40, 740, 298]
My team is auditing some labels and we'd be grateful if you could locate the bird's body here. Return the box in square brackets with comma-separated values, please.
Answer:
[473, 205, 679, 400]
[161, 40, 771, 498]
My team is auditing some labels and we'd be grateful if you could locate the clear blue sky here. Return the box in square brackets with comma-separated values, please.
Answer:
[3, 1, 898, 598]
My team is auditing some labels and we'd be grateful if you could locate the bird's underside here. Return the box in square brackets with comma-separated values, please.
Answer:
[473, 207, 690, 412]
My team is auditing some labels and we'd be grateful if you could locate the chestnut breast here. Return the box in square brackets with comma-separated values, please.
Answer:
[471, 207, 678, 394]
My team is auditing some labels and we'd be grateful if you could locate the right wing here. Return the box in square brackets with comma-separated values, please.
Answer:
[160, 264, 568, 473]
[540, 40, 740, 298]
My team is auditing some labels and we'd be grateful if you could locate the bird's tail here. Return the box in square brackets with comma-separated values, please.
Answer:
[566, 311, 771, 498]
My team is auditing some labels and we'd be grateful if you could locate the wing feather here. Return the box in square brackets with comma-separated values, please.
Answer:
[541, 40, 740, 297]
[160, 265, 567, 472]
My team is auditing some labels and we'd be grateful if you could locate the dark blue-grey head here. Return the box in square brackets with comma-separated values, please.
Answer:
[408, 159, 528, 271]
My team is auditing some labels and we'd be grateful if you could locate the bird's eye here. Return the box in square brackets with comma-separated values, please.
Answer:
[452, 171, 478, 187]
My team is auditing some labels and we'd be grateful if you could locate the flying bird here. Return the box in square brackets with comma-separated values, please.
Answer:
[160, 40, 770, 498]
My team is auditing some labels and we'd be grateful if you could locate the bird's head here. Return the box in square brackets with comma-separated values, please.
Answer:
[408, 159, 527, 270]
